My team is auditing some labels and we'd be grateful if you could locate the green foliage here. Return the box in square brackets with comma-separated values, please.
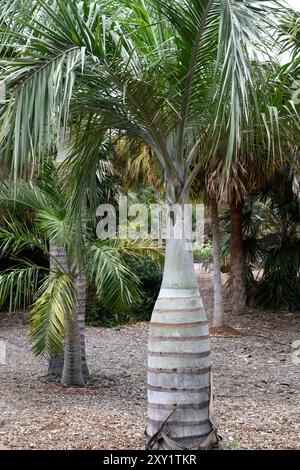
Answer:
[86, 255, 163, 327]
[0, 168, 144, 355]
[29, 271, 75, 358]
[0, 262, 43, 312]
[0, 0, 290, 213]
[221, 174, 300, 310]
[86, 243, 140, 310]
[193, 242, 213, 264]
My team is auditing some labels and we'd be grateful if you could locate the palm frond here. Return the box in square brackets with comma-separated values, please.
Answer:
[0, 261, 44, 312]
[0, 217, 48, 256]
[108, 237, 164, 262]
[29, 270, 75, 358]
[0, 179, 48, 213]
[86, 241, 140, 310]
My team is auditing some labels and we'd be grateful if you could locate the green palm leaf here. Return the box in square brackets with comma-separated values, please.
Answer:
[0, 262, 43, 312]
[29, 270, 75, 358]
[87, 241, 140, 310]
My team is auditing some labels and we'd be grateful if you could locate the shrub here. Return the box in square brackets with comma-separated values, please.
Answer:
[193, 242, 213, 264]
[220, 174, 300, 311]
[86, 255, 163, 327]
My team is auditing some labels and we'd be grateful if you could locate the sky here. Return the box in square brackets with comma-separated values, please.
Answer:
[280, 1, 300, 63]
[287, 0, 300, 11]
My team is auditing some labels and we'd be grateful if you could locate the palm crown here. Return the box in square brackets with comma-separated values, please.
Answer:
[0, 161, 143, 357]
[0, 0, 289, 201]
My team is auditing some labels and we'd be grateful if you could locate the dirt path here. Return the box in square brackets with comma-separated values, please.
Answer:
[0, 270, 299, 450]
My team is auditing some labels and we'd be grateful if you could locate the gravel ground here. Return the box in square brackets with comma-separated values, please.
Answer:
[0, 269, 300, 450]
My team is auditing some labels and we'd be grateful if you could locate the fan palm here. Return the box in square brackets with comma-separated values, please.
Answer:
[0, 0, 289, 448]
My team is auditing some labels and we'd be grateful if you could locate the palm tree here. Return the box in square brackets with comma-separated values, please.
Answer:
[190, 170, 225, 327]
[210, 197, 224, 327]
[0, 163, 141, 386]
[220, 171, 300, 310]
[50, 128, 93, 383]
[0, 0, 288, 449]
[47, 244, 90, 383]
[206, 49, 299, 316]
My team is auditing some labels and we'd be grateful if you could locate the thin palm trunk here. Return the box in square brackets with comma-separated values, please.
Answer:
[211, 198, 224, 327]
[61, 307, 85, 387]
[146, 186, 213, 450]
[48, 243, 88, 385]
[48, 355, 64, 380]
[47, 243, 67, 379]
[77, 272, 90, 382]
[47, 273, 89, 383]
[230, 198, 246, 315]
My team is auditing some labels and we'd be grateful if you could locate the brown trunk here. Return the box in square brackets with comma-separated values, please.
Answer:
[230, 198, 246, 315]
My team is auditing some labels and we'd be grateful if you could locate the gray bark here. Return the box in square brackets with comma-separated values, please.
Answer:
[61, 310, 85, 387]
[48, 243, 88, 386]
[77, 272, 90, 382]
[48, 354, 64, 381]
[211, 198, 224, 327]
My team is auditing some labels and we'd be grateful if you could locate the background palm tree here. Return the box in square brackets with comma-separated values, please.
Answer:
[220, 171, 300, 311]
[204, 53, 298, 316]
[0, 0, 290, 449]
[0, 162, 142, 386]
[210, 196, 224, 327]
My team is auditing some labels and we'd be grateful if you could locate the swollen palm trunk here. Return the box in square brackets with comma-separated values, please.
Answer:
[147, 235, 213, 450]
[48, 354, 64, 380]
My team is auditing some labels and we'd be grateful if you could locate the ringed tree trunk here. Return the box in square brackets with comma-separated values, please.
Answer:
[61, 306, 85, 387]
[146, 183, 216, 450]
[47, 243, 66, 381]
[230, 198, 246, 316]
[50, 129, 88, 385]
[211, 198, 224, 328]
[76, 272, 90, 383]
[48, 355, 64, 381]
[48, 244, 89, 385]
